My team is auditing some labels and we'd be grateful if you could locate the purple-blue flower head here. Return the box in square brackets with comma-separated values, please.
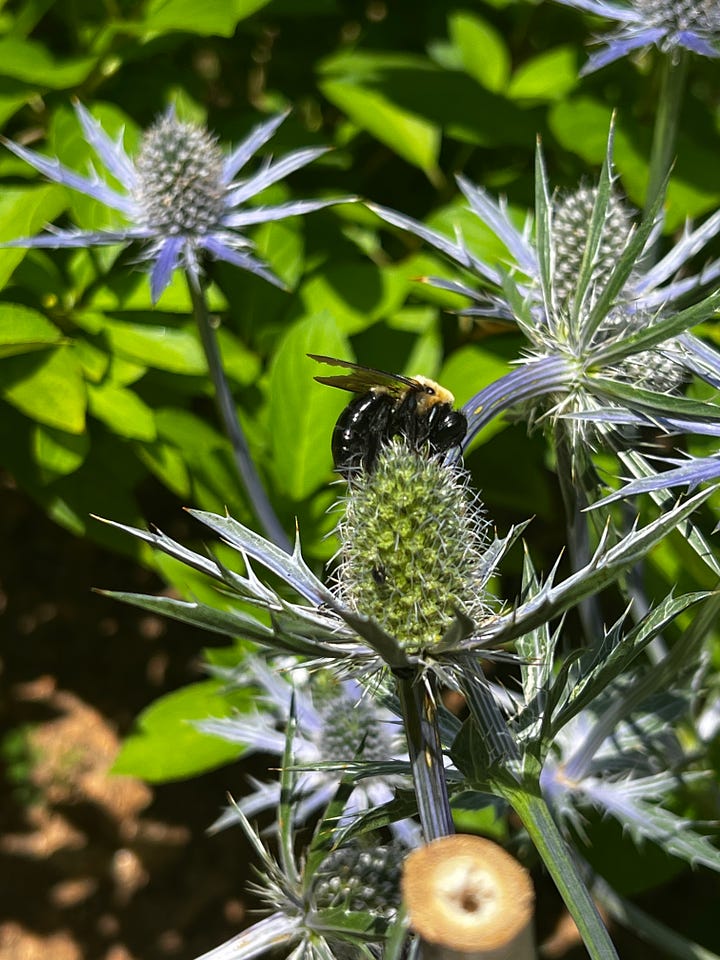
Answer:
[1, 102, 338, 301]
[553, 0, 720, 73]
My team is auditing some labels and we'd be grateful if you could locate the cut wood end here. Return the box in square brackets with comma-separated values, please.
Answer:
[403, 835, 535, 957]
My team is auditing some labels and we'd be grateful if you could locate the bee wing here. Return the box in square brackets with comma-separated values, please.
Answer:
[308, 354, 419, 396]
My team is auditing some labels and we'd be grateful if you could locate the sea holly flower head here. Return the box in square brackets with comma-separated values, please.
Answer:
[368, 126, 720, 473]
[1, 101, 339, 301]
[334, 438, 493, 654]
[195, 754, 403, 960]
[552, 0, 720, 73]
[197, 657, 422, 847]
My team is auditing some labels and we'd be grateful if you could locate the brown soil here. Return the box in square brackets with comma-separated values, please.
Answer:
[0, 477, 261, 960]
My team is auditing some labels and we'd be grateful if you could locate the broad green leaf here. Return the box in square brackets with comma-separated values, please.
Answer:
[508, 47, 579, 102]
[0, 303, 63, 358]
[0, 90, 35, 127]
[0, 186, 67, 290]
[268, 312, 349, 499]
[112, 679, 253, 782]
[88, 382, 156, 441]
[1, 345, 86, 433]
[449, 12, 510, 93]
[136, 441, 191, 499]
[103, 319, 206, 374]
[320, 78, 441, 181]
[320, 49, 535, 150]
[299, 261, 409, 335]
[253, 217, 306, 289]
[142, 0, 270, 37]
[32, 424, 90, 477]
[549, 97, 623, 165]
[0, 37, 97, 87]
[215, 329, 262, 386]
[74, 338, 110, 383]
[156, 407, 226, 453]
[552, 99, 720, 227]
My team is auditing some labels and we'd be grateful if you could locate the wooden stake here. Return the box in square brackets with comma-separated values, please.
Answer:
[402, 834, 536, 960]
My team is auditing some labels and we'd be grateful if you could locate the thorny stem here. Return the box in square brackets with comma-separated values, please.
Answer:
[396, 669, 454, 841]
[187, 272, 292, 553]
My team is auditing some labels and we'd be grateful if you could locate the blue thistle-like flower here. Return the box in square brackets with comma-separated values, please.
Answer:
[191, 765, 403, 960]
[197, 657, 422, 847]
[552, 0, 720, 73]
[368, 130, 720, 466]
[1, 102, 339, 301]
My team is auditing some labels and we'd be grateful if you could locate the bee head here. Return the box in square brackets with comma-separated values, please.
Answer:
[412, 376, 456, 413]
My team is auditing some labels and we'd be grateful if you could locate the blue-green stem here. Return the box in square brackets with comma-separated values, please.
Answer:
[503, 785, 619, 960]
[396, 670, 454, 841]
[187, 272, 292, 553]
[554, 425, 604, 645]
[643, 51, 688, 226]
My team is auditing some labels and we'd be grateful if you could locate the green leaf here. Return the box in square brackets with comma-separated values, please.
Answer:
[112, 680, 254, 782]
[142, 0, 270, 37]
[448, 12, 510, 93]
[508, 47, 579, 102]
[88, 381, 157, 442]
[136, 441, 191, 499]
[320, 78, 441, 181]
[253, 217, 306, 290]
[0, 37, 97, 87]
[215, 329, 262, 386]
[32, 424, 90, 478]
[103, 319, 206, 374]
[0, 186, 67, 290]
[299, 261, 409, 335]
[1, 345, 86, 433]
[0, 303, 63, 358]
[268, 312, 349, 499]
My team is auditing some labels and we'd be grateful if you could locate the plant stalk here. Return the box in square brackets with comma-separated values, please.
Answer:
[504, 787, 619, 960]
[396, 670, 455, 841]
[643, 51, 688, 235]
[187, 272, 291, 553]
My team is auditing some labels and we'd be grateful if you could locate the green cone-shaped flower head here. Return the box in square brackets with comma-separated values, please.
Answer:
[335, 440, 490, 652]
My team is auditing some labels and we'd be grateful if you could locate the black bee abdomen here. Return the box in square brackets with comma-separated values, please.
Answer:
[331, 392, 396, 476]
[331, 390, 467, 477]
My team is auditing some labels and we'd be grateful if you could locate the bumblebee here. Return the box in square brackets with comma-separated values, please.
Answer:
[309, 354, 467, 477]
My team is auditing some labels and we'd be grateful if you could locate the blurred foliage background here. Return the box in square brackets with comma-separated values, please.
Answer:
[1, 0, 720, 953]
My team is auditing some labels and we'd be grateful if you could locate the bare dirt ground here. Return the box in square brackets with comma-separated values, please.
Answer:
[0, 477, 259, 960]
